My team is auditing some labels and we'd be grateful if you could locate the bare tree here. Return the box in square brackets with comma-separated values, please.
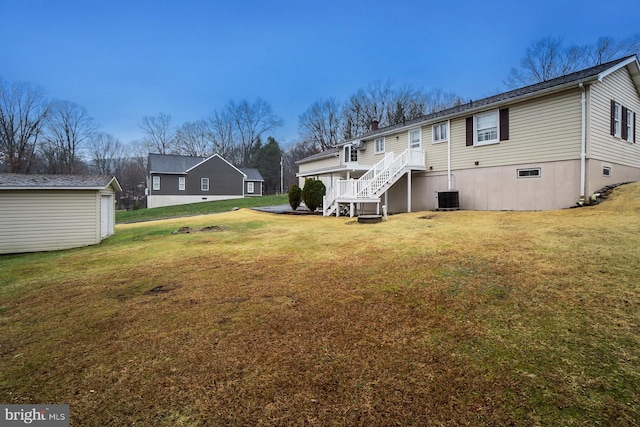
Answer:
[41, 100, 97, 174]
[225, 98, 283, 167]
[0, 77, 51, 173]
[298, 98, 342, 151]
[174, 120, 211, 157]
[586, 34, 640, 65]
[505, 36, 587, 87]
[86, 131, 127, 175]
[139, 113, 176, 154]
[206, 109, 237, 161]
[506, 34, 640, 88]
[340, 81, 462, 140]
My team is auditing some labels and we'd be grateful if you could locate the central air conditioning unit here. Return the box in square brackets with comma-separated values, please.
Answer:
[437, 191, 460, 210]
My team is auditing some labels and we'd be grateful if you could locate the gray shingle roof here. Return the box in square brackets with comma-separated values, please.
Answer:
[295, 147, 339, 165]
[148, 153, 206, 173]
[239, 168, 264, 181]
[0, 174, 121, 190]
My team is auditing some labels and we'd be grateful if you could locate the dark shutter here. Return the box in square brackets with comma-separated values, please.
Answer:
[610, 100, 616, 136]
[634, 112, 637, 143]
[499, 108, 509, 141]
[465, 117, 473, 146]
[621, 106, 628, 141]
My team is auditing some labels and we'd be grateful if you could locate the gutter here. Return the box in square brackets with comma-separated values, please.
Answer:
[579, 83, 587, 204]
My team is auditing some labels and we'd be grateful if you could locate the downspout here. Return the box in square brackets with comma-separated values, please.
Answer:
[447, 120, 452, 190]
[579, 83, 587, 205]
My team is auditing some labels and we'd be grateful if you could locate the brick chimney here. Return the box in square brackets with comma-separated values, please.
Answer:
[371, 119, 379, 131]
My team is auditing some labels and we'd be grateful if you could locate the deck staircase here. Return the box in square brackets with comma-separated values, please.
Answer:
[323, 148, 425, 216]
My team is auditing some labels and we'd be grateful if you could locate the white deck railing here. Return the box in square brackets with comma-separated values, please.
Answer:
[323, 149, 425, 215]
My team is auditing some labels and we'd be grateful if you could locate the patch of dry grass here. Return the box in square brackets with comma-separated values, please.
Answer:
[1, 184, 639, 426]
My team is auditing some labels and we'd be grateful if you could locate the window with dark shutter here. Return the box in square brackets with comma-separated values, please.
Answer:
[611, 100, 616, 136]
[499, 108, 509, 141]
[465, 117, 473, 146]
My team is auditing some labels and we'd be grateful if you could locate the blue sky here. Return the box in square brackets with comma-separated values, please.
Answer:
[0, 0, 635, 148]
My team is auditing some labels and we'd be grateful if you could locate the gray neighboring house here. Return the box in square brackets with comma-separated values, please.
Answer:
[0, 174, 122, 254]
[147, 153, 263, 208]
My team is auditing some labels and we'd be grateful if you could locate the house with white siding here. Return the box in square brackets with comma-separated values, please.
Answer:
[297, 55, 640, 215]
[0, 174, 121, 254]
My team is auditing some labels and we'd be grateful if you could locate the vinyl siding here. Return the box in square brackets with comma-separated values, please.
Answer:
[450, 90, 583, 169]
[357, 127, 427, 166]
[589, 66, 640, 167]
[0, 190, 100, 254]
[298, 155, 340, 174]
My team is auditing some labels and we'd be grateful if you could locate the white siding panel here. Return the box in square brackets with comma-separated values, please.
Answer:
[0, 190, 99, 254]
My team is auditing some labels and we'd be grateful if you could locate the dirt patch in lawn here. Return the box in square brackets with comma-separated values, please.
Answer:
[172, 225, 229, 234]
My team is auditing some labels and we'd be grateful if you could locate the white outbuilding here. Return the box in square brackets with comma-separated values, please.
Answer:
[0, 174, 122, 254]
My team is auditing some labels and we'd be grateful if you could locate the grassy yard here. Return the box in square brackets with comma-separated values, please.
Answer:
[116, 194, 289, 223]
[1, 184, 639, 426]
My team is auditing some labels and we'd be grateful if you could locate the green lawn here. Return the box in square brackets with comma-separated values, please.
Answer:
[1, 184, 639, 426]
[116, 194, 288, 223]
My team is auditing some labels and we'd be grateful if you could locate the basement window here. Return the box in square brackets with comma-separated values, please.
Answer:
[517, 168, 541, 178]
[603, 166, 612, 177]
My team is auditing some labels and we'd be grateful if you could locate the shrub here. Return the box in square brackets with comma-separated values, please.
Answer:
[288, 184, 302, 210]
[302, 179, 326, 212]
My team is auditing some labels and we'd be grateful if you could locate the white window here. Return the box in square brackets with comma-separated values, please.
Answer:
[178, 177, 185, 191]
[613, 102, 622, 138]
[517, 168, 541, 178]
[247, 182, 254, 193]
[432, 122, 448, 143]
[201, 178, 209, 191]
[344, 145, 357, 163]
[626, 109, 634, 142]
[409, 129, 421, 149]
[476, 110, 499, 145]
[603, 166, 612, 177]
[152, 176, 160, 191]
[374, 137, 385, 154]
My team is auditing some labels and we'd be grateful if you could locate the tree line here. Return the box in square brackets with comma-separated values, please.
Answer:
[2, 34, 638, 203]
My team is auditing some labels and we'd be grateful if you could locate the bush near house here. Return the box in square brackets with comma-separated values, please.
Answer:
[302, 179, 326, 211]
[288, 184, 302, 210]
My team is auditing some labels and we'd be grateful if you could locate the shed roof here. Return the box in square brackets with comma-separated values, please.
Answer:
[0, 174, 122, 191]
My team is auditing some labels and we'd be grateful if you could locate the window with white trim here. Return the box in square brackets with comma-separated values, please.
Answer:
[247, 182, 254, 193]
[432, 122, 448, 144]
[476, 110, 499, 145]
[409, 129, 421, 149]
[152, 176, 160, 191]
[603, 166, 612, 177]
[517, 168, 541, 178]
[626, 108, 634, 142]
[178, 177, 185, 191]
[374, 137, 385, 154]
[613, 102, 622, 138]
[201, 178, 209, 191]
